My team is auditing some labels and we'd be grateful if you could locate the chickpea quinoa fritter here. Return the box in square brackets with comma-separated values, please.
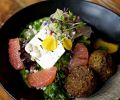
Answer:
[89, 50, 114, 82]
[64, 66, 96, 97]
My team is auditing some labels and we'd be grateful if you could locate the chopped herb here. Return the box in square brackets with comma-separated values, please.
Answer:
[43, 52, 71, 99]
[79, 35, 91, 46]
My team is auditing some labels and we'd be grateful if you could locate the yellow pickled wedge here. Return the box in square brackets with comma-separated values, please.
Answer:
[94, 39, 119, 54]
[42, 35, 58, 51]
[62, 37, 72, 50]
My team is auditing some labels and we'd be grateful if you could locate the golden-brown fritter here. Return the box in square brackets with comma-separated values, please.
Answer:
[89, 50, 114, 81]
[64, 66, 96, 97]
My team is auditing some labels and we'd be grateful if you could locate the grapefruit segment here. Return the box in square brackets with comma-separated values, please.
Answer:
[27, 67, 57, 88]
[8, 38, 24, 70]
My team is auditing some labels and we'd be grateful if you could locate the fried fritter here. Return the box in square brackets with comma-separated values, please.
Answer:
[64, 66, 96, 97]
[89, 50, 114, 81]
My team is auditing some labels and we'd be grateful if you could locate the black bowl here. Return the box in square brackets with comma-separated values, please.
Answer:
[0, 0, 120, 99]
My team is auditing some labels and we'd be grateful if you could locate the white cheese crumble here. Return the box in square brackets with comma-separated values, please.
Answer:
[25, 25, 65, 69]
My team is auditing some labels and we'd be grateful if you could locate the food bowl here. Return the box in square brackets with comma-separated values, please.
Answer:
[0, 0, 120, 100]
